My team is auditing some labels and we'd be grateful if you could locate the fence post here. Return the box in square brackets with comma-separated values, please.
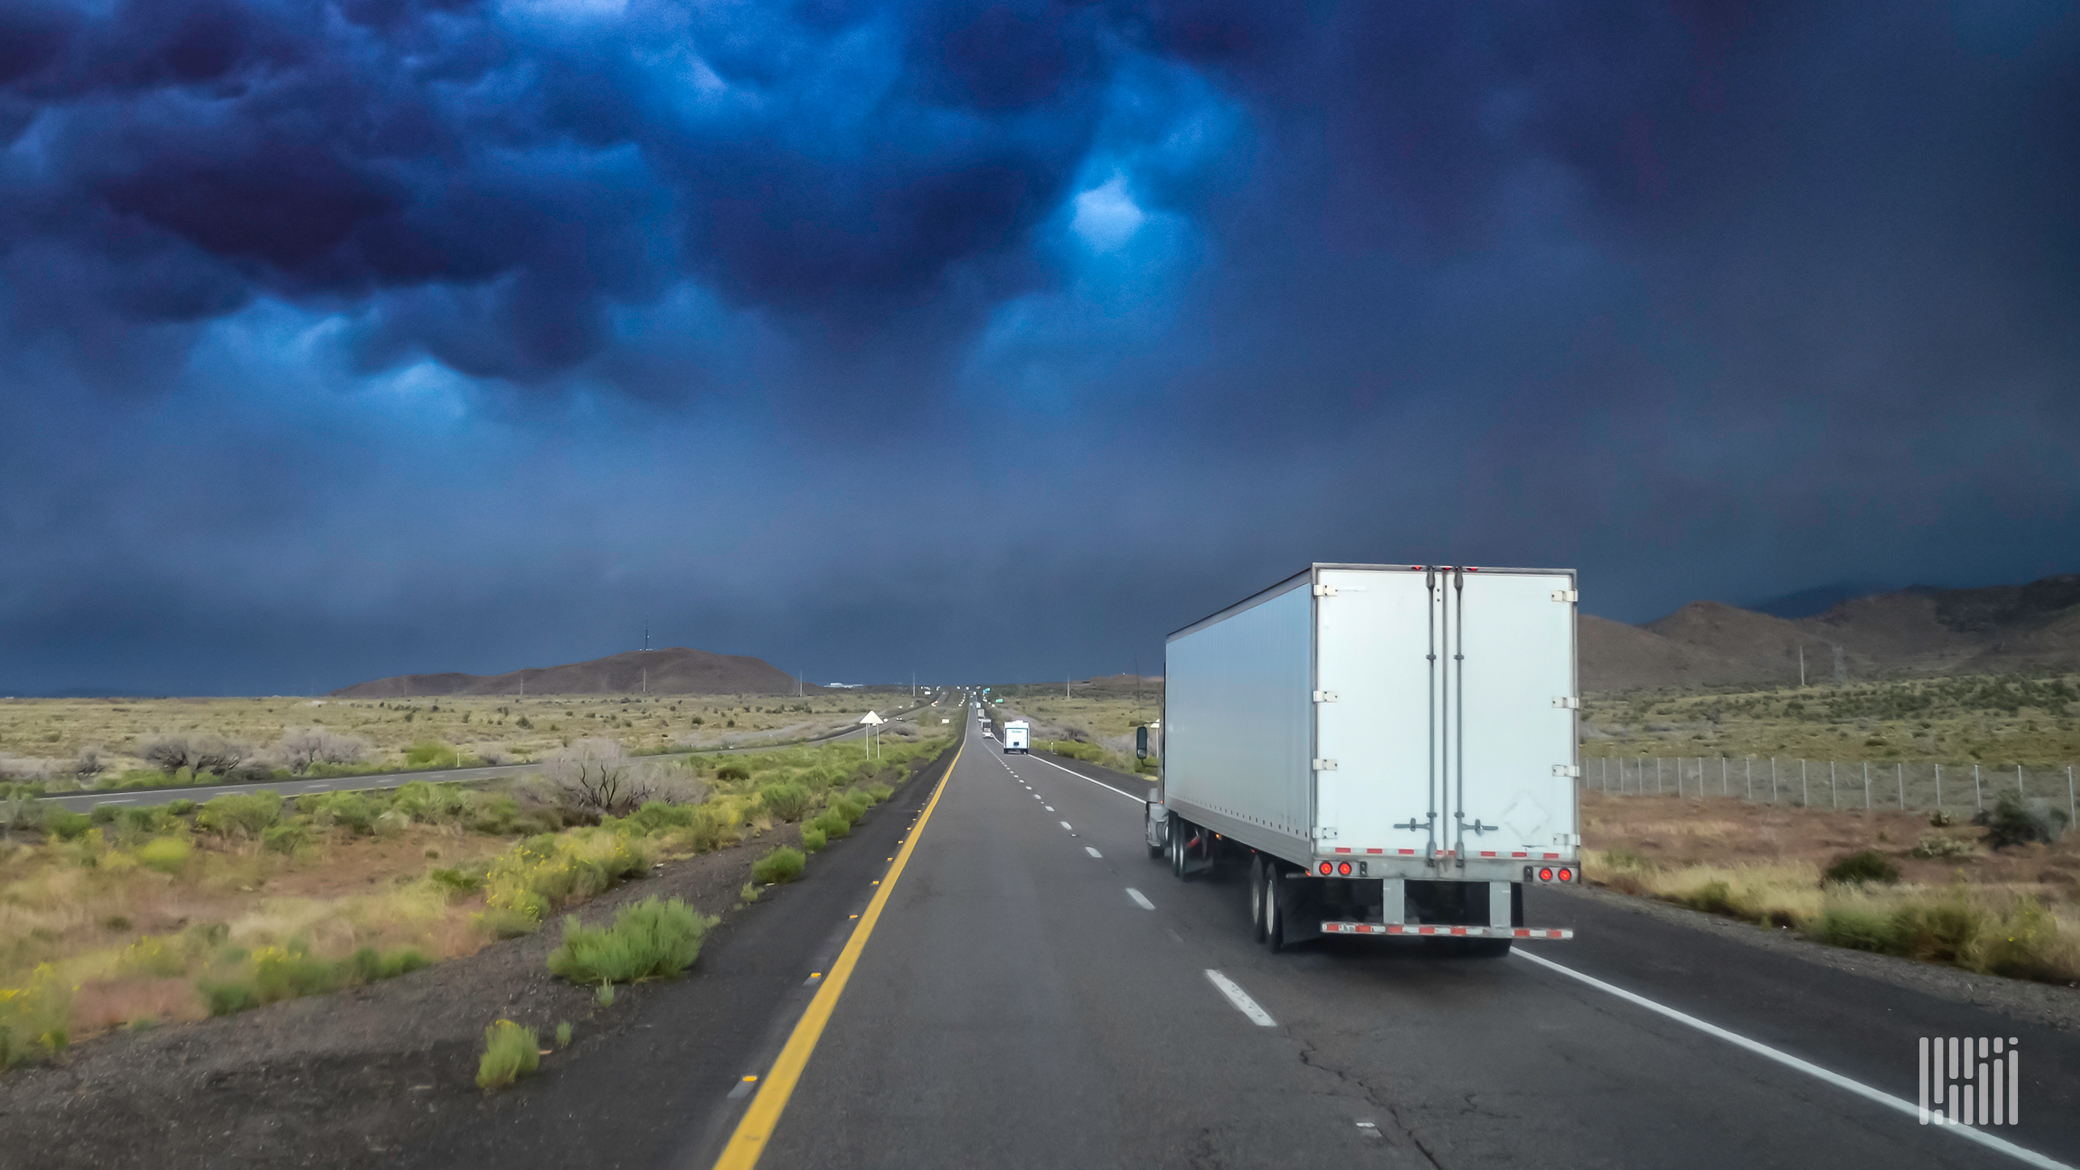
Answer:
[2017, 764, 2024, 798]
[1771, 757, 1778, 803]
[1935, 763, 1942, 813]
[1897, 762, 1903, 810]
[1656, 757, 1663, 795]
[1721, 756, 1728, 797]
[1747, 757, 1753, 802]
[1863, 761, 1870, 810]
[1801, 758, 1809, 807]
[1974, 764, 1982, 812]
[1831, 760, 1837, 810]
[2070, 765, 2076, 830]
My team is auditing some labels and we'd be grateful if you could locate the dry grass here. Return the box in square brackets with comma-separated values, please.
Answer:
[1582, 673, 2080, 767]
[0, 691, 920, 786]
[1582, 791, 2080, 983]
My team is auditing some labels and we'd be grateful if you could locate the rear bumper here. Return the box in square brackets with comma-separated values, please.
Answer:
[1321, 922, 1573, 940]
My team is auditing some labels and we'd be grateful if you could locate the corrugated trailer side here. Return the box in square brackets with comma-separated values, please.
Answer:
[1160, 569, 1314, 864]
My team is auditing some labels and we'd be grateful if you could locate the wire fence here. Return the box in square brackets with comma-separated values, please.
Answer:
[1581, 755, 2080, 824]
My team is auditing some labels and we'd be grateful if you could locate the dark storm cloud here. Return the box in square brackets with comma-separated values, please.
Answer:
[0, 0, 1135, 383]
[3, 1, 2078, 694]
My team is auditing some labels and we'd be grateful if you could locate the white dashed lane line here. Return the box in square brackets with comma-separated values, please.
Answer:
[1126, 888, 1155, 910]
[1205, 970, 1276, 1027]
[1085, 846, 1102, 858]
[1059, 821, 1073, 831]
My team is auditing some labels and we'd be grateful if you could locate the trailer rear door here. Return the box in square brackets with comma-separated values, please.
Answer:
[1313, 567, 1438, 857]
[1443, 569, 1578, 858]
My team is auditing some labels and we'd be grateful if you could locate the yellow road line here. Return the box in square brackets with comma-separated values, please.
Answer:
[708, 738, 964, 1170]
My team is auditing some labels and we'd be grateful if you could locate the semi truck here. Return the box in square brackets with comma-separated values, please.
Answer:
[1143, 563, 1580, 954]
[1003, 720, 1030, 754]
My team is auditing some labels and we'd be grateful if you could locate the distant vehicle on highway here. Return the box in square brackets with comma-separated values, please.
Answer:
[1002, 720, 1029, 754]
[1145, 563, 1580, 955]
[982, 726, 994, 738]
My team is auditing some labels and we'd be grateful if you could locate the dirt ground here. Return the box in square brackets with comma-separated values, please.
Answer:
[1580, 790, 2080, 897]
[0, 822, 801, 1168]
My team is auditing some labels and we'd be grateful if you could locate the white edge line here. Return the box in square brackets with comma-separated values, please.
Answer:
[1204, 969, 1276, 1027]
[1126, 887, 1155, 910]
[1511, 949, 2073, 1170]
[1022, 752, 1145, 802]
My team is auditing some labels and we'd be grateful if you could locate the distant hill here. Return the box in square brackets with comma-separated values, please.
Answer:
[1583, 573, 2080, 691]
[331, 647, 809, 698]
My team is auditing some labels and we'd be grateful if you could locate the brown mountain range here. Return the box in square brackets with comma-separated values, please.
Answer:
[330, 647, 807, 699]
[1582, 574, 2080, 691]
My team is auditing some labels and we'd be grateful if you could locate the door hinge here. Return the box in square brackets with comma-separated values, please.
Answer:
[1551, 696, 1579, 709]
[1312, 690, 1339, 703]
[1312, 758, 1339, 771]
[1552, 764, 1580, 778]
[1551, 589, 1579, 603]
[1313, 826, 1339, 841]
[1312, 583, 1338, 597]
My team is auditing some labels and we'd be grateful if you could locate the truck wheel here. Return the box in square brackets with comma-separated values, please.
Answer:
[1168, 825, 1183, 878]
[1262, 867, 1285, 952]
[1249, 856, 1268, 943]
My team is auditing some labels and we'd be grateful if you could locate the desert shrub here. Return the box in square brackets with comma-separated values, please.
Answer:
[261, 822, 311, 855]
[1929, 810, 1956, 827]
[1975, 897, 2067, 980]
[90, 803, 119, 825]
[252, 944, 340, 1003]
[429, 865, 485, 898]
[1809, 904, 1895, 953]
[117, 805, 172, 838]
[166, 798, 197, 817]
[555, 1021, 573, 1047]
[831, 793, 868, 825]
[301, 791, 379, 834]
[476, 1019, 540, 1091]
[119, 934, 188, 978]
[138, 835, 193, 873]
[0, 964, 72, 1068]
[391, 780, 471, 823]
[863, 783, 893, 804]
[546, 898, 710, 985]
[346, 946, 430, 983]
[1975, 792, 2069, 850]
[199, 978, 260, 1017]
[800, 826, 826, 853]
[472, 908, 541, 939]
[1822, 850, 1900, 886]
[759, 783, 811, 822]
[1888, 899, 1981, 964]
[715, 763, 751, 783]
[404, 740, 459, 769]
[482, 830, 655, 925]
[624, 801, 698, 834]
[45, 811, 92, 841]
[753, 847, 805, 884]
[276, 728, 369, 774]
[196, 791, 282, 838]
[469, 794, 525, 835]
[810, 811, 849, 840]
[1911, 834, 1975, 859]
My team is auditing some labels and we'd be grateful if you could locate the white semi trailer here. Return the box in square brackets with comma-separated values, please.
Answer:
[1003, 720, 1030, 754]
[1144, 563, 1581, 954]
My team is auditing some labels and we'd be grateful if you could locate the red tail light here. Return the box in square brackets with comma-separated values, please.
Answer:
[1539, 867, 1553, 881]
[1559, 867, 1573, 882]
[1337, 861, 1352, 876]
[1318, 861, 1332, 875]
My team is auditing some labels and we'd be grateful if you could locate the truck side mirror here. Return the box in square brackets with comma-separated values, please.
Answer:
[1135, 726, 1149, 759]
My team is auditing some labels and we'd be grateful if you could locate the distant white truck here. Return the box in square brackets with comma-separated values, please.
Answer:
[1145, 563, 1580, 954]
[1002, 720, 1030, 754]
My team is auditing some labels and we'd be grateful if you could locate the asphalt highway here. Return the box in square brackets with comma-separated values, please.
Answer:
[695, 705, 2080, 1170]
[41, 698, 939, 813]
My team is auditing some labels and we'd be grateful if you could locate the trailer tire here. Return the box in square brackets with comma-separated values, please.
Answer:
[1263, 867, 1287, 952]
[1248, 856, 1268, 943]
[1168, 823, 1185, 880]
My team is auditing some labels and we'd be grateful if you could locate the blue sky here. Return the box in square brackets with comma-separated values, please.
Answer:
[2, 0, 2077, 693]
